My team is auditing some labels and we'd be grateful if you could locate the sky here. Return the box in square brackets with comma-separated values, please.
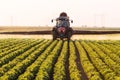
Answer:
[0, 0, 120, 27]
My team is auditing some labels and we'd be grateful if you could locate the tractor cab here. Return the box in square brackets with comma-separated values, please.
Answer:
[56, 18, 70, 28]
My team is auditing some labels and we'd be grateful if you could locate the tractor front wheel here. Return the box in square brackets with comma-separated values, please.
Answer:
[52, 31, 57, 40]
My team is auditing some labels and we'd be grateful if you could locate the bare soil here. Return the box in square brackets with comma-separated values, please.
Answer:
[0, 26, 120, 40]
[0, 34, 120, 40]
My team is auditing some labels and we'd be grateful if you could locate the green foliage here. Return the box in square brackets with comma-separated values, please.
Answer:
[53, 41, 68, 80]
[35, 40, 63, 80]
[0, 39, 120, 80]
[75, 41, 102, 80]
[69, 41, 81, 80]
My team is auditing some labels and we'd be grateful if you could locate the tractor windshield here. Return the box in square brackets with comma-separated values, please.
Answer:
[56, 20, 70, 27]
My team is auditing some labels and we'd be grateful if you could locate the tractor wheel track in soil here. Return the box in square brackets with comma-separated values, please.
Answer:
[74, 41, 88, 80]
[65, 40, 70, 80]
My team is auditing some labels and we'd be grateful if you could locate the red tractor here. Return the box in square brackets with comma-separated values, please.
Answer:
[51, 12, 73, 40]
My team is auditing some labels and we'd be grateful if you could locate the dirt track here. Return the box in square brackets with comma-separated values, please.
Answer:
[0, 34, 120, 40]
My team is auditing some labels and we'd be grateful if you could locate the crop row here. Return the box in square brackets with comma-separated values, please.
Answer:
[75, 41, 102, 80]
[69, 41, 81, 80]
[53, 41, 68, 80]
[0, 39, 52, 80]
[0, 39, 48, 77]
[0, 39, 120, 80]
[87, 41, 120, 76]
[35, 40, 62, 80]
[0, 39, 43, 67]
[18, 40, 58, 80]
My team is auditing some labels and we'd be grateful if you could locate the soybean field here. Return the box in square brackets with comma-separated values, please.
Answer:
[0, 39, 120, 80]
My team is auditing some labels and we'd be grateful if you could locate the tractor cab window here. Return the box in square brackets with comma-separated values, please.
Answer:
[56, 19, 70, 27]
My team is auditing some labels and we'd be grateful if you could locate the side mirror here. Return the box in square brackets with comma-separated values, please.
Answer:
[51, 19, 53, 23]
[71, 20, 73, 23]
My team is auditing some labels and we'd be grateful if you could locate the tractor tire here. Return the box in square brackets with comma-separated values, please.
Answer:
[67, 34, 71, 40]
[67, 29, 73, 40]
[52, 31, 57, 40]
